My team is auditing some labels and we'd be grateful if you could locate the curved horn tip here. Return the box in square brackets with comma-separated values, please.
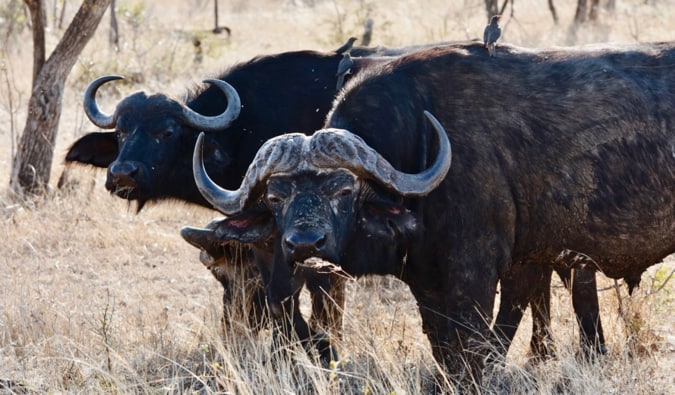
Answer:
[423, 109, 451, 160]
[389, 109, 451, 196]
[422, 110, 440, 126]
[182, 80, 241, 132]
[195, 132, 206, 155]
[179, 226, 198, 240]
[84, 75, 125, 94]
[203, 78, 223, 85]
[89, 75, 125, 87]
[192, 130, 247, 216]
[179, 225, 212, 249]
[192, 132, 206, 187]
[83, 75, 125, 129]
[202, 79, 238, 96]
[98, 74, 124, 81]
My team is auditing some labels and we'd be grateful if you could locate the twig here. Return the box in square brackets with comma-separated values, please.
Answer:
[296, 257, 354, 282]
[652, 268, 675, 294]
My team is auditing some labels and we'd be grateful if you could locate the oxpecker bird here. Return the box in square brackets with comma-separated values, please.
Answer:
[483, 15, 502, 57]
[335, 37, 357, 55]
[335, 52, 354, 91]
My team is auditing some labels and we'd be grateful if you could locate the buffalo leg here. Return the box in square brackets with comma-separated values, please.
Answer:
[273, 291, 335, 364]
[528, 268, 555, 358]
[494, 264, 555, 358]
[181, 225, 269, 332]
[411, 257, 499, 385]
[263, 250, 336, 364]
[556, 267, 607, 355]
[307, 273, 346, 340]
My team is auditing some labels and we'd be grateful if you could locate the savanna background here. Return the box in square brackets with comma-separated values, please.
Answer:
[1, 0, 674, 393]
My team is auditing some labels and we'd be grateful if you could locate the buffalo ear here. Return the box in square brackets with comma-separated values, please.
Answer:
[359, 200, 418, 240]
[180, 226, 223, 258]
[213, 207, 276, 244]
[65, 132, 119, 168]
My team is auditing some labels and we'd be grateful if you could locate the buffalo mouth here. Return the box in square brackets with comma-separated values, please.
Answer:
[105, 184, 149, 211]
[106, 183, 141, 199]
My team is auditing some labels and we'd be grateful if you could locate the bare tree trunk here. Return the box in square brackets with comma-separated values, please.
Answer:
[589, 0, 600, 21]
[548, 0, 559, 24]
[23, 0, 46, 87]
[109, 0, 119, 51]
[574, 0, 600, 27]
[361, 18, 373, 47]
[484, 0, 499, 20]
[574, 0, 588, 25]
[51, 0, 56, 28]
[211, 0, 230, 35]
[574, 0, 599, 25]
[57, 0, 66, 29]
[10, 0, 112, 196]
[213, 0, 219, 33]
[499, 0, 510, 18]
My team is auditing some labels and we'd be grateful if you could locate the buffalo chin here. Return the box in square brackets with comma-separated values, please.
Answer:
[107, 188, 148, 213]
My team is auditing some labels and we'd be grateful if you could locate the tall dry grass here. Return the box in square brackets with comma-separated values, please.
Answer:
[1, 0, 674, 393]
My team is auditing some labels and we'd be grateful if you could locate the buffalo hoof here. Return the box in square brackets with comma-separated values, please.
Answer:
[577, 342, 608, 362]
[308, 331, 339, 366]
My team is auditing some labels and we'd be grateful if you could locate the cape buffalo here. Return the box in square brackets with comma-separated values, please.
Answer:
[67, 41, 607, 359]
[188, 42, 675, 379]
[65, 47, 395, 336]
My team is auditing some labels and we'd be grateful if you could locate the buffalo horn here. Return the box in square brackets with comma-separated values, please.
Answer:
[193, 131, 305, 214]
[310, 110, 451, 196]
[181, 79, 242, 132]
[194, 111, 451, 215]
[83, 75, 123, 129]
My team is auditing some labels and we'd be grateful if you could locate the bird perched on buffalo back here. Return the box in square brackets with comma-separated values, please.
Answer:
[335, 53, 354, 91]
[335, 37, 357, 55]
[335, 37, 357, 91]
[483, 15, 502, 57]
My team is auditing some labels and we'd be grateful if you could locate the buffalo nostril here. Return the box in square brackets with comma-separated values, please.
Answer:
[284, 236, 297, 253]
[284, 230, 327, 259]
[314, 234, 326, 251]
[109, 162, 140, 186]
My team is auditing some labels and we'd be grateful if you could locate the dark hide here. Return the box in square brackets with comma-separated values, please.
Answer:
[326, 42, 675, 376]
[200, 173, 418, 363]
[66, 50, 390, 209]
[201, 42, 674, 379]
[65, 48, 395, 342]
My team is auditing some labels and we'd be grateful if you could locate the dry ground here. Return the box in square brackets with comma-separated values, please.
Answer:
[1, 0, 674, 393]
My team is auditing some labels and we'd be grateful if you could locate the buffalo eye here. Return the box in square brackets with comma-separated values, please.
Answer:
[265, 192, 285, 206]
[335, 187, 353, 198]
[161, 129, 174, 138]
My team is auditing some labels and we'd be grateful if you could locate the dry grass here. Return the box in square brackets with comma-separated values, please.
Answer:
[1, 0, 674, 393]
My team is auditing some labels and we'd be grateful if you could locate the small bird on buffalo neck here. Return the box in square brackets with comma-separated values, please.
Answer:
[335, 52, 354, 91]
[483, 15, 502, 57]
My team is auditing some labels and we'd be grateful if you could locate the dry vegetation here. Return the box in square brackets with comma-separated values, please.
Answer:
[1, 0, 674, 393]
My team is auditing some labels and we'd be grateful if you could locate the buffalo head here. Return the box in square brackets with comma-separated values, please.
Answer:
[190, 110, 451, 283]
[71, 75, 241, 209]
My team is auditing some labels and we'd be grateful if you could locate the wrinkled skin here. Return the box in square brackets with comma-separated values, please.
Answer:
[191, 42, 675, 381]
